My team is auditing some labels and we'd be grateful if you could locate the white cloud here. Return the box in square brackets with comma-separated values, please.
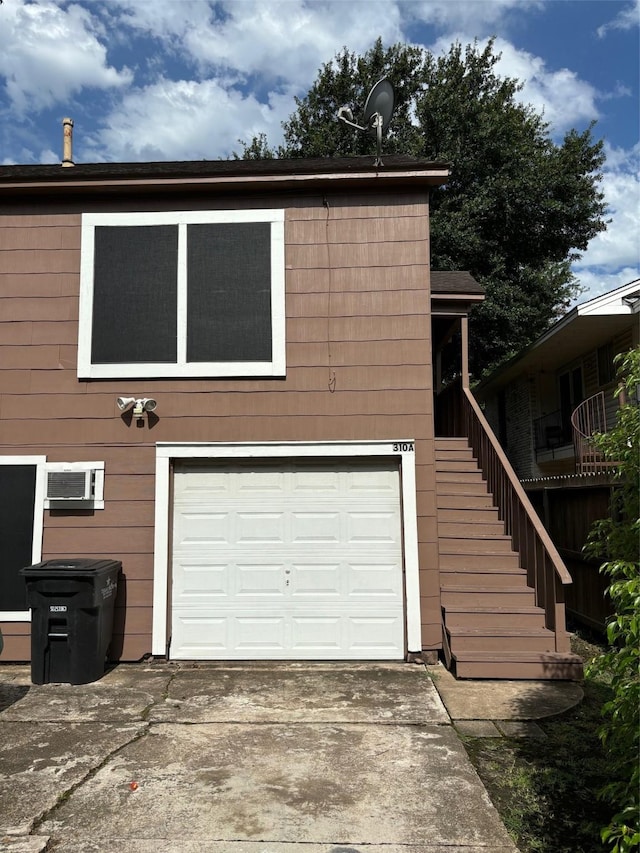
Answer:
[1, 146, 57, 166]
[0, 0, 132, 113]
[493, 41, 600, 133]
[101, 0, 404, 87]
[572, 266, 640, 302]
[405, 0, 544, 31]
[97, 0, 214, 44]
[80, 77, 292, 162]
[597, 0, 640, 37]
[572, 142, 640, 300]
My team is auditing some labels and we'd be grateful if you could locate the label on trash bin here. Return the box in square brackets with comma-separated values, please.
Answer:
[50, 605, 67, 612]
[101, 578, 117, 600]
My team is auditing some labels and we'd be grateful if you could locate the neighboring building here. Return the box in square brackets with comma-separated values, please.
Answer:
[476, 280, 640, 480]
[475, 280, 640, 630]
[0, 154, 582, 678]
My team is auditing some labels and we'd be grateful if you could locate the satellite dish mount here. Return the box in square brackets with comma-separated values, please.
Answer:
[337, 78, 395, 167]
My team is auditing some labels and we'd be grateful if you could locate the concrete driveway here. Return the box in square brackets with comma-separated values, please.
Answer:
[0, 662, 518, 852]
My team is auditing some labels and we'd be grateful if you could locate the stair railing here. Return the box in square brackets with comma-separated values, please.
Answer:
[571, 392, 617, 474]
[462, 386, 573, 652]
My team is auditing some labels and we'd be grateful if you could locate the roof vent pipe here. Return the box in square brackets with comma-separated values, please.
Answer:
[62, 117, 74, 167]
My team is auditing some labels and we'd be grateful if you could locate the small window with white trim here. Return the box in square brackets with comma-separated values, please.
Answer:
[78, 210, 286, 379]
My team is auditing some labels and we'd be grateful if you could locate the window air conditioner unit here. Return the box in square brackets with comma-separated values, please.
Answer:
[46, 469, 95, 501]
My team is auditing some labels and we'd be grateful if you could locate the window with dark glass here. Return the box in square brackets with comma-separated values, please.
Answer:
[559, 365, 584, 442]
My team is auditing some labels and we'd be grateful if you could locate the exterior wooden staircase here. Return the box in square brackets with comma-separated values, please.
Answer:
[435, 437, 583, 680]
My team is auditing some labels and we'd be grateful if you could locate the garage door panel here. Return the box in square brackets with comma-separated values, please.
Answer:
[236, 512, 285, 543]
[237, 469, 287, 494]
[236, 563, 286, 596]
[291, 617, 342, 651]
[291, 469, 341, 493]
[346, 469, 399, 493]
[290, 563, 341, 596]
[348, 563, 403, 597]
[172, 612, 403, 659]
[236, 617, 287, 651]
[178, 471, 230, 497]
[347, 511, 401, 544]
[349, 617, 403, 651]
[173, 559, 228, 601]
[175, 511, 230, 545]
[172, 614, 229, 655]
[291, 511, 341, 543]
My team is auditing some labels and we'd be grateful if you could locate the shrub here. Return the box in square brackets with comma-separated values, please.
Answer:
[585, 346, 640, 853]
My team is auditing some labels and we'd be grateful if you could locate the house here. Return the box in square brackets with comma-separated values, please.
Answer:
[475, 280, 640, 630]
[0, 152, 582, 678]
[476, 280, 640, 480]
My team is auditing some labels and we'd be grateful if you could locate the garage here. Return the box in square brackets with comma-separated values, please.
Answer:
[170, 460, 405, 660]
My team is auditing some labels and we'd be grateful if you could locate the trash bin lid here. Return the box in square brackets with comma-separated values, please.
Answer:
[20, 558, 121, 575]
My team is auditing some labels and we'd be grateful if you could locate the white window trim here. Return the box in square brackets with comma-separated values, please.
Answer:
[151, 440, 422, 658]
[0, 455, 46, 622]
[78, 209, 286, 380]
[44, 461, 105, 510]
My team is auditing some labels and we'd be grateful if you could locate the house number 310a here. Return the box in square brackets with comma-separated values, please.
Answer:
[393, 442, 414, 452]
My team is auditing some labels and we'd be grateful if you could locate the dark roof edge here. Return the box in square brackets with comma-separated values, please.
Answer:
[0, 155, 450, 186]
[431, 270, 485, 296]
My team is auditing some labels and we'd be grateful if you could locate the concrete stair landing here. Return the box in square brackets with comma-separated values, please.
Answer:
[435, 437, 583, 680]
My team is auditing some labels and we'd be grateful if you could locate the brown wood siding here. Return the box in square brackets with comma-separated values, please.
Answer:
[583, 351, 598, 398]
[0, 191, 439, 660]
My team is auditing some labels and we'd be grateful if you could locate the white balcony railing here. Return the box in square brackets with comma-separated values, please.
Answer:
[571, 392, 618, 475]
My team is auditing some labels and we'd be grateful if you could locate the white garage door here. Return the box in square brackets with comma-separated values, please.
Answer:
[171, 461, 405, 660]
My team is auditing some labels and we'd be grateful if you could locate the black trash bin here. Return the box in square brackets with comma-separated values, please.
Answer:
[20, 558, 121, 685]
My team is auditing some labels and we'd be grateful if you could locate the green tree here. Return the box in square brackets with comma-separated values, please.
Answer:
[239, 39, 606, 376]
[586, 346, 640, 853]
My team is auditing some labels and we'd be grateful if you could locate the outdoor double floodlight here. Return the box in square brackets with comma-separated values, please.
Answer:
[116, 397, 157, 416]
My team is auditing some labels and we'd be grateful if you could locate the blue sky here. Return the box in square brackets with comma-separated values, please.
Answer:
[0, 0, 638, 302]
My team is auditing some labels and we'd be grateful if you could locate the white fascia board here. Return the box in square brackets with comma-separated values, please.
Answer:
[519, 278, 640, 351]
[576, 279, 640, 317]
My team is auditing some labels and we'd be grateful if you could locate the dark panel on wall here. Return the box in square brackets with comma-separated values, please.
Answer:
[92, 225, 178, 364]
[0, 465, 36, 611]
[187, 223, 272, 362]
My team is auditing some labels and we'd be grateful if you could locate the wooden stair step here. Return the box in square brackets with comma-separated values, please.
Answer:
[436, 470, 485, 483]
[437, 507, 500, 522]
[440, 569, 529, 587]
[435, 450, 475, 463]
[445, 625, 556, 653]
[439, 552, 522, 569]
[436, 460, 481, 472]
[436, 494, 495, 509]
[451, 651, 584, 680]
[442, 605, 546, 629]
[435, 482, 492, 496]
[434, 438, 471, 451]
[439, 521, 506, 537]
[441, 585, 536, 606]
[438, 537, 515, 555]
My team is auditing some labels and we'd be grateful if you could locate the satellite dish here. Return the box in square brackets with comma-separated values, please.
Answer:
[337, 78, 396, 166]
